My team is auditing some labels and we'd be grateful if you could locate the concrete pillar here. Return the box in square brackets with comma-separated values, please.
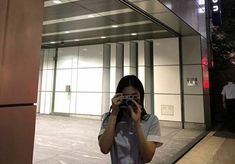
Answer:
[110, 43, 124, 95]
[124, 42, 138, 76]
[181, 35, 210, 129]
[138, 41, 154, 114]
[102, 44, 111, 114]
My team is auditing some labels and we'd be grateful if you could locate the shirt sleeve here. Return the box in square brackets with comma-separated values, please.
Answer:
[146, 115, 163, 147]
[98, 112, 110, 137]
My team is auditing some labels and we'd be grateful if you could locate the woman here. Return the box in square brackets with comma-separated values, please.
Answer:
[98, 75, 162, 164]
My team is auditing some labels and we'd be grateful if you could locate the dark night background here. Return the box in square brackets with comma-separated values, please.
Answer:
[210, 0, 235, 126]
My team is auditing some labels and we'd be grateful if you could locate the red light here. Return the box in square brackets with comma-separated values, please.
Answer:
[201, 57, 208, 65]
[203, 81, 210, 89]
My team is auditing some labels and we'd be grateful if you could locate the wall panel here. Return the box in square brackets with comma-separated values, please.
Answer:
[153, 38, 181, 121]
[0, 1, 43, 163]
[0, 0, 8, 66]
[0, 106, 36, 164]
[0, 0, 43, 104]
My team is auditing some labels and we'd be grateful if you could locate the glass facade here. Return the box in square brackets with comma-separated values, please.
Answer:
[38, 0, 211, 129]
[38, 38, 191, 121]
[38, 49, 56, 114]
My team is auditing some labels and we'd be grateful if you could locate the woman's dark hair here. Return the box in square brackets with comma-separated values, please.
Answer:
[104, 75, 149, 123]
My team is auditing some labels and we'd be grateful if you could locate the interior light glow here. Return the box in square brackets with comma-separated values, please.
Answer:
[198, 0, 205, 5]
[50, 41, 56, 44]
[74, 39, 79, 41]
[198, 7, 205, 14]
[53, 0, 62, 4]
[165, 3, 172, 9]
[197, 0, 205, 14]
[131, 33, 137, 36]
[101, 36, 106, 39]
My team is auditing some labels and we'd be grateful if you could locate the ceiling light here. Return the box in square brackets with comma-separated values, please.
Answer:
[88, 15, 95, 18]
[131, 33, 137, 36]
[50, 41, 56, 44]
[64, 31, 70, 33]
[101, 36, 106, 39]
[74, 39, 79, 41]
[53, 0, 62, 4]
[112, 25, 118, 28]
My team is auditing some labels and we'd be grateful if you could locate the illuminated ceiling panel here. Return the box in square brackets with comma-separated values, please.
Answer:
[42, 0, 176, 47]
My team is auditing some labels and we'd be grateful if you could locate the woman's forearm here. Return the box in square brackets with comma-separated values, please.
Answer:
[135, 123, 156, 163]
[99, 114, 117, 154]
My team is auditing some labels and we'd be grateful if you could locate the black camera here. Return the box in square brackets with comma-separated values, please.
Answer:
[119, 95, 137, 109]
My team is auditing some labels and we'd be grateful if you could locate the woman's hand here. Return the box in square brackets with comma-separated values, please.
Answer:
[111, 93, 123, 116]
[99, 93, 123, 154]
[129, 100, 142, 124]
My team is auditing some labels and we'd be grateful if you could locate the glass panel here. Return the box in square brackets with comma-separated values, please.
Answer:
[39, 92, 53, 114]
[42, 49, 55, 69]
[54, 92, 71, 113]
[45, 92, 53, 114]
[71, 69, 78, 91]
[38, 48, 55, 114]
[47, 49, 55, 69]
[76, 93, 102, 115]
[57, 47, 78, 69]
[70, 93, 77, 114]
[55, 69, 72, 92]
[77, 68, 103, 92]
[42, 49, 48, 70]
[41, 70, 54, 91]
[78, 44, 103, 67]
[39, 92, 45, 113]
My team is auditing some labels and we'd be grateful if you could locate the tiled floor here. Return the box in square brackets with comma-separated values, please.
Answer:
[33, 115, 206, 164]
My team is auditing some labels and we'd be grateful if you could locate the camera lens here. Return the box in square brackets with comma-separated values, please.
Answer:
[119, 95, 136, 108]
[126, 99, 134, 106]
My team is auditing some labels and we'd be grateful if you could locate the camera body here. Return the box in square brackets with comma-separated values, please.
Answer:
[119, 95, 137, 109]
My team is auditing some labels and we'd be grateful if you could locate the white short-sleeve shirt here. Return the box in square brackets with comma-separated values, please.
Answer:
[221, 82, 235, 99]
[98, 113, 162, 164]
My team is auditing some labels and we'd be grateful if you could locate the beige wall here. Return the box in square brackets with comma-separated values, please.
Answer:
[153, 38, 181, 122]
